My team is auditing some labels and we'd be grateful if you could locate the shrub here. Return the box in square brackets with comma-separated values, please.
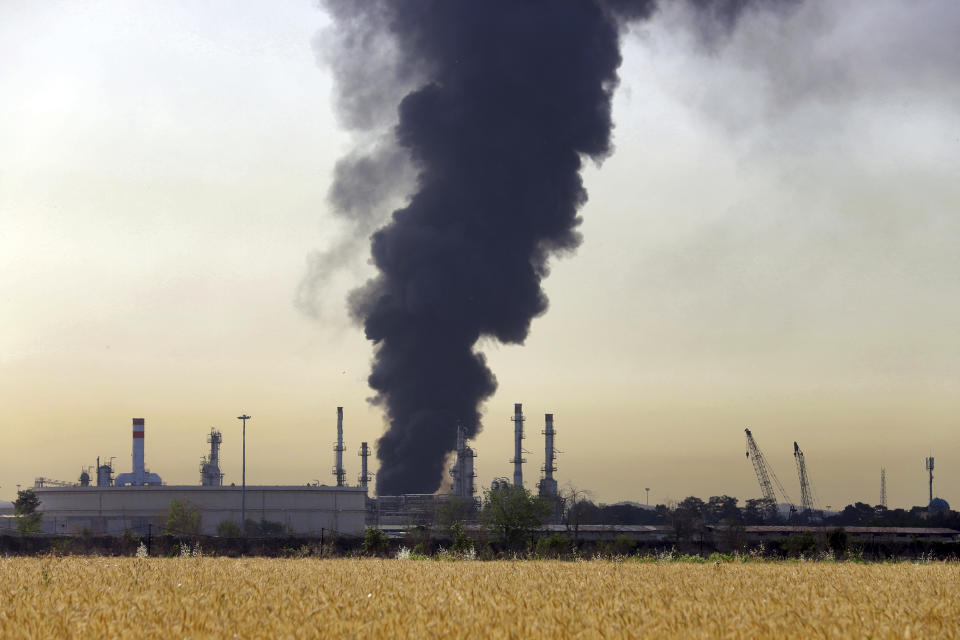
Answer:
[828, 528, 848, 557]
[217, 520, 241, 538]
[165, 499, 201, 536]
[535, 533, 573, 558]
[362, 527, 390, 556]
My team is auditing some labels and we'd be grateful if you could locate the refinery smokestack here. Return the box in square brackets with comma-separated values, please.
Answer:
[538, 413, 558, 498]
[358, 441, 371, 490]
[333, 407, 346, 487]
[114, 418, 162, 486]
[511, 403, 525, 487]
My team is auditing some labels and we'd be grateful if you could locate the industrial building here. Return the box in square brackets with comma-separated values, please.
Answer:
[25, 414, 366, 537]
[17, 402, 566, 536]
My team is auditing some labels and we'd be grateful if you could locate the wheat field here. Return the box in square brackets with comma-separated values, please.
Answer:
[1, 557, 957, 639]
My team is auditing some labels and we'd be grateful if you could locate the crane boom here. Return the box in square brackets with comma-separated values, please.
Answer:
[793, 441, 817, 512]
[744, 428, 794, 509]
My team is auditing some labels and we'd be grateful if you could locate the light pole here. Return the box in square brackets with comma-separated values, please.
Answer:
[238, 414, 250, 536]
[645, 487, 650, 506]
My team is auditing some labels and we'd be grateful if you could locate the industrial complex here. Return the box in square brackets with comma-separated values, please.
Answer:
[3, 402, 953, 541]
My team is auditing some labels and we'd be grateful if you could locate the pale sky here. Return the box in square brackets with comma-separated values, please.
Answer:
[1, 0, 957, 509]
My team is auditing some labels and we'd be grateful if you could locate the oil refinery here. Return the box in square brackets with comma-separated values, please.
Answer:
[6, 403, 952, 539]
[11, 402, 570, 537]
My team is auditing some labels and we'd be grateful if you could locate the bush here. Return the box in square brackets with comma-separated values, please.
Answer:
[217, 520, 241, 538]
[828, 528, 848, 557]
[362, 527, 390, 556]
[535, 533, 573, 558]
[785, 532, 818, 558]
[165, 499, 201, 536]
[245, 519, 288, 537]
[450, 522, 473, 555]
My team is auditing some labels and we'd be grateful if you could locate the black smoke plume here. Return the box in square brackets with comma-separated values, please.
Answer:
[317, 0, 791, 495]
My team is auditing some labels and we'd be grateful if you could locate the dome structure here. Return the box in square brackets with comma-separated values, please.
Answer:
[928, 497, 950, 512]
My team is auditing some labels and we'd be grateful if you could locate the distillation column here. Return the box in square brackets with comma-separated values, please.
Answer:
[358, 441, 371, 489]
[333, 407, 346, 487]
[200, 428, 223, 486]
[511, 403, 525, 487]
[450, 423, 477, 499]
[538, 413, 558, 498]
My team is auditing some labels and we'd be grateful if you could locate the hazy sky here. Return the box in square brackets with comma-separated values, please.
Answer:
[1, 1, 957, 509]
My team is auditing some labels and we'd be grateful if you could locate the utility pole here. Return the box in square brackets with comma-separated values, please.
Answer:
[645, 488, 650, 506]
[238, 414, 251, 536]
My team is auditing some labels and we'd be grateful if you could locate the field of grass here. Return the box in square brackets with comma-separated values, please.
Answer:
[1, 557, 958, 638]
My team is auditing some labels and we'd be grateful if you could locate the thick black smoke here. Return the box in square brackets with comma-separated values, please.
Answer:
[318, 0, 792, 495]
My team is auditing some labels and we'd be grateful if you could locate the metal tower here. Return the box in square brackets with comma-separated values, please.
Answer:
[880, 467, 887, 509]
[358, 442, 372, 489]
[510, 403, 526, 487]
[924, 457, 934, 503]
[744, 428, 794, 511]
[537, 413, 559, 498]
[200, 428, 223, 486]
[332, 407, 346, 487]
[450, 423, 477, 499]
[793, 441, 817, 512]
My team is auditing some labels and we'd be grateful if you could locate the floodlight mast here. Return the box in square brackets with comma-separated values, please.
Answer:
[238, 414, 250, 536]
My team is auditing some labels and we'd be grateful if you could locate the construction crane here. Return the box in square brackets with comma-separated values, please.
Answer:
[744, 428, 794, 514]
[793, 442, 817, 513]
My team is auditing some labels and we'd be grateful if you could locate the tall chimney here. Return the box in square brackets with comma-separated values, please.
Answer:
[333, 407, 346, 487]
[511, 403, 525, 487]
[358, 441, 371, 489]
[538, 413, 558, 498]
[115, 418, 162, 486]
[132, 418, 145, 482]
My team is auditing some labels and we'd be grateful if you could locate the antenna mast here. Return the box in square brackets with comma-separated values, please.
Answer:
[924, 457, 934, 504]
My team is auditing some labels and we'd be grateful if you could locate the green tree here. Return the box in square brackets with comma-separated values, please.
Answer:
[743, 497, 777, 524]
[671, 496, 706, 544]
[434, 496, 476, 529]
[14, 489, 43, 535]
[165, 499, 201, 536]
[482, 484, 551, 550]
[705, 495, 740, 524]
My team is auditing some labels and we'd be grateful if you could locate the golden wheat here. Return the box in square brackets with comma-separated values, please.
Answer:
[0, 557, 956, 639]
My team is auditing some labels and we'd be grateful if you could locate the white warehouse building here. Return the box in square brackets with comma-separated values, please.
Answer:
[33, 485, 367, 537]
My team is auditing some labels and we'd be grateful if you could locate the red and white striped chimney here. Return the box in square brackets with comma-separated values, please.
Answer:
[132, 418, 145, 481]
